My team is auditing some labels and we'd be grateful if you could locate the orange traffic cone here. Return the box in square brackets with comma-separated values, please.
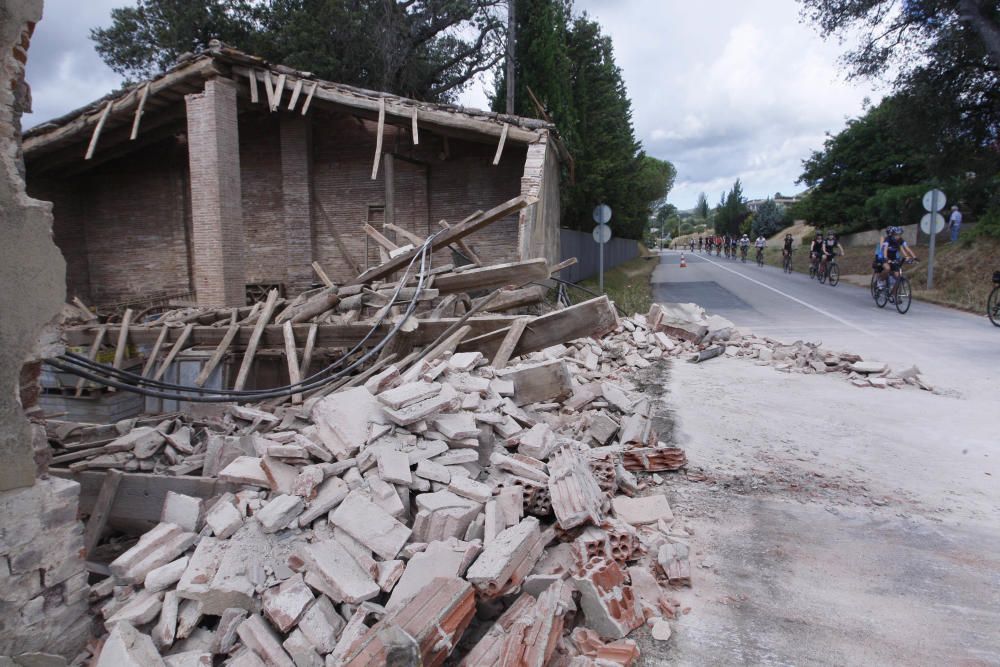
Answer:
[680, 253, 687, 268]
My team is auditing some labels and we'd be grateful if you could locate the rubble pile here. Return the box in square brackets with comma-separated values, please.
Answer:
[73, 311, 695, 667]
[647, 302, 934, 391]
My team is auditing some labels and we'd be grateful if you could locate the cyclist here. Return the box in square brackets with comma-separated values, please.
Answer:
[878, 226, 918, 288]
[753, 234, 767, 261]
[782, 233, 794, 262]
[698, 237, 703, 252]
[739, 234, 751, 261]
[808, 233, 824, 277]
[716, 234, 723, 256]
[722, 235, 730, 258]
[818, 232, 843, 279]
[689, 238, 695, 252]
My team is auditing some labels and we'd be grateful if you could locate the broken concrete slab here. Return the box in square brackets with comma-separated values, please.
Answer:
[329, 492, 412, 560]
[612, 494, 673, 526]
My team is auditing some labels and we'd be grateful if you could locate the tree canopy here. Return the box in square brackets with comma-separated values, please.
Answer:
[492, 1, 675, 239]
[714, 179, 748, 236]
[91, 0, 507, 102]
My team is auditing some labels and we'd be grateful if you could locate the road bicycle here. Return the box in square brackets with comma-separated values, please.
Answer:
[873, 258, 916, 314]
[817, 256, 840, 286]
[756, 247, 765, 267]
[740, 246, 748, 263]
[782, 250, 793, 274]
[989, 270, 1000, 327]
[809, 253, 820, 279]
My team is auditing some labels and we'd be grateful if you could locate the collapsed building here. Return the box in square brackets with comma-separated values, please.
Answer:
[23, 41, 564, 309]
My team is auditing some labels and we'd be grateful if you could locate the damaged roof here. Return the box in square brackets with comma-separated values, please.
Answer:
[24, 40, 562, 165]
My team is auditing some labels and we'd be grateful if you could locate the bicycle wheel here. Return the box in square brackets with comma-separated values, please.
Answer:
[870, 273, 878, 298]
[989, 286, 1000, 327]
[874, 281, 888, 308]
[757, 252, 764, 267]
[894, 276, 912, 314]
[828, 263, 840, 286]
[784, 256, 792, 273]
[818, 264, 827, 284]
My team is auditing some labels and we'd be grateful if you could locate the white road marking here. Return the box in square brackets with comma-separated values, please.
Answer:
[693, 253, 879, 337]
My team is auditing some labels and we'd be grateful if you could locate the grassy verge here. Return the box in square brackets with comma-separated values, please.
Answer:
[761, 237, 1000, 314]
[572, 250, 658, 317]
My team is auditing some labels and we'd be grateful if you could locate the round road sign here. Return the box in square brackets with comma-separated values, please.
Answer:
[920, 212, 945, 235]
[922, 189, 946, 212]
[592, 224, 612, 244]
[592, 204, 612, 225]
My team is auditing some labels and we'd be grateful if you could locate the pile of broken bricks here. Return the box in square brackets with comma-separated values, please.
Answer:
[77, 311, 694, 667]
[647, 302, 934, 391]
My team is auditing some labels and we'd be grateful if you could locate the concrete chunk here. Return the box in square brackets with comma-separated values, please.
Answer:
[376, 449, 412, 485]
[237, 614, 295, 667]
[377, 381, 441, 409]
[297, 539, 379, 604]
[329, 492, 411, 560]
[160, 492, 202, 532]
[205, 499, 243, 539]
[145, 556, 190, 592]
[297, 476, 349, 527]
[448, 476, 493, 503]
[262, 573, 315, 633]
[256, 494, 304, 533]
[218, 457, 270, 487]
[297, 596, 345, 654]
[97, 622, 166, 666]
[612, 494, 673, 526]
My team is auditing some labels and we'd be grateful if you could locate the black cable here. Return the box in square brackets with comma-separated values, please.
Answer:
[530, 277, 629, 317]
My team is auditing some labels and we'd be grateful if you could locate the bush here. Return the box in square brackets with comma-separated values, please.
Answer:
[973, 208, 1000, 239]
[679, 221, 694, 235]
[750, 199, 789, 238]
[862, 184, 927, 231]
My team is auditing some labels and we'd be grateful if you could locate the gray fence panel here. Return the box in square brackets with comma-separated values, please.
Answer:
[558, 228, 639, 283]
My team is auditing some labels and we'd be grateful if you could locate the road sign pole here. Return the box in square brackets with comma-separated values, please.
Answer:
[599, 235, 604, 293]
[928, 191, 937, 290]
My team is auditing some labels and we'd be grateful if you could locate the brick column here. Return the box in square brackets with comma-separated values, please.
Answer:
[185, 78, 246, 306]
[280, 115, 313, 293]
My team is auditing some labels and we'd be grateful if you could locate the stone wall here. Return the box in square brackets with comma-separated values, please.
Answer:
[0, 0, 91, 660]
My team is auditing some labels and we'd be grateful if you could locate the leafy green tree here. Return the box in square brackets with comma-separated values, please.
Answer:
[751, 198, 789, 238]
[695, 192, 710, 221]
[493, 8, 674, 239]
[92, 0, 507, 101]
[713, 179, 748, 236]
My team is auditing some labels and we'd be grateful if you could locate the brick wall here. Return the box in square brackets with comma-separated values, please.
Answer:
[29, 138, 191, 305]
[186, 78, 246, 307]
[238, 113, 287, 289]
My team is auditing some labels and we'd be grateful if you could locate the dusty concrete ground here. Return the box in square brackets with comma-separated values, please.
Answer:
[631, 357, 999, 666]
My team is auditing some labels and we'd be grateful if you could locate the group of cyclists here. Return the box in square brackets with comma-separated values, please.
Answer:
[688, 234, 768, 264]
[679, 226, 917, 292]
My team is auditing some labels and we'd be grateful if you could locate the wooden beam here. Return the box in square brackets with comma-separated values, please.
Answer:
[271, 73, 287, 111]
[435, 258, 548, 294]
[72, 297, 98, 321]
[51, 468, 242, 525]
[301, 82, 318, 115]
[438, 219, 482, 266]
[112, 308, 133, 372]
[287, 78, 304, 111]
[129, 83, 150, 140]
[312, 261, 334, 288]
[84, 100, 114, 160]
[365, 224, 399, 252]
[351, 195, 533, 285]
[383, 223, 425, 247]
[470, 285, 546, 313]
[194, 312, 239, 387]
[384, 153, 395, 229]
[140, 325, 169, 378]
[371, 97, 386, 180]
[152, 322, 193, 382]
[458, 295, 619, 359]
[299, 323, 318, 379]
[248, 68, 259, 103]
[493, 122, 509, 165]
[492, 317, 530, 369]
[83, 469, 122, 555]
[411, 107, 419, 144]
[548, 256, 578, 275]
[233, 289, 279, 391]
[263, 70, 276, 109]
[283, 321, 303, 404]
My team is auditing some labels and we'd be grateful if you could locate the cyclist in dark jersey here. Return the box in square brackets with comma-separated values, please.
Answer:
[819, 232, 843, 277]
[782, 233, 794, 258]
[809, 234, 824, 276]
[877, 226, 917, 285]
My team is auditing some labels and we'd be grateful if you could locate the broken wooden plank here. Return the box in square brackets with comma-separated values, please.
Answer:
[313, 192, 364, 275]
[364, 224, 399, 252]
[248, 68, 259, 103]
[491, 317, 530, 370]
[129, 83, 150, 140]
[350, 195, 533, 286]
[439, 219, 481, 267]
[283, 321, 303, 404]
[152, 323, 194, 382]
[287, 78, 304, 111]
[301, 81, 318, 115]
[383, 223, 425, 247]
[471, 285, 546, 313]
[84, 100, 113, 160]
[194, 312, 238, 387]
[436, 259, 548, 294]
[298, 322, 318, 379]
[140, 325, 170, 379]
[459, 295, 619, 359]
[549, 256, 578, 276]
[263, 70, 276, 109]
[234, 289, 280, 391]
[411, 107, 419, 144]
[83, 469, 122, 555]
[271, 73, 287, 111]
[112, 308, 134, 371]
[312, 261, 334, 288]
[371, 97, 385, 180]
[492, 122, 509, 165]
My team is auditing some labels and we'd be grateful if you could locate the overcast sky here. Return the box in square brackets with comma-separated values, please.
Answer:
[24, 0, 883, 209]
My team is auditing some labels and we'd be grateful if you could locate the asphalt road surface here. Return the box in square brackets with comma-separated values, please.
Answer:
[641, 250, 1000, 667]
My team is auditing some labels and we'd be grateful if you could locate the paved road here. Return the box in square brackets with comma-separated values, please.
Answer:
[652, 249, 1000, 396]
[644, 250, 1000, 666]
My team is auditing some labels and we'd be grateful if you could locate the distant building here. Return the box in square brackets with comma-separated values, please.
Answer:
[747, 192, 803, 214]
